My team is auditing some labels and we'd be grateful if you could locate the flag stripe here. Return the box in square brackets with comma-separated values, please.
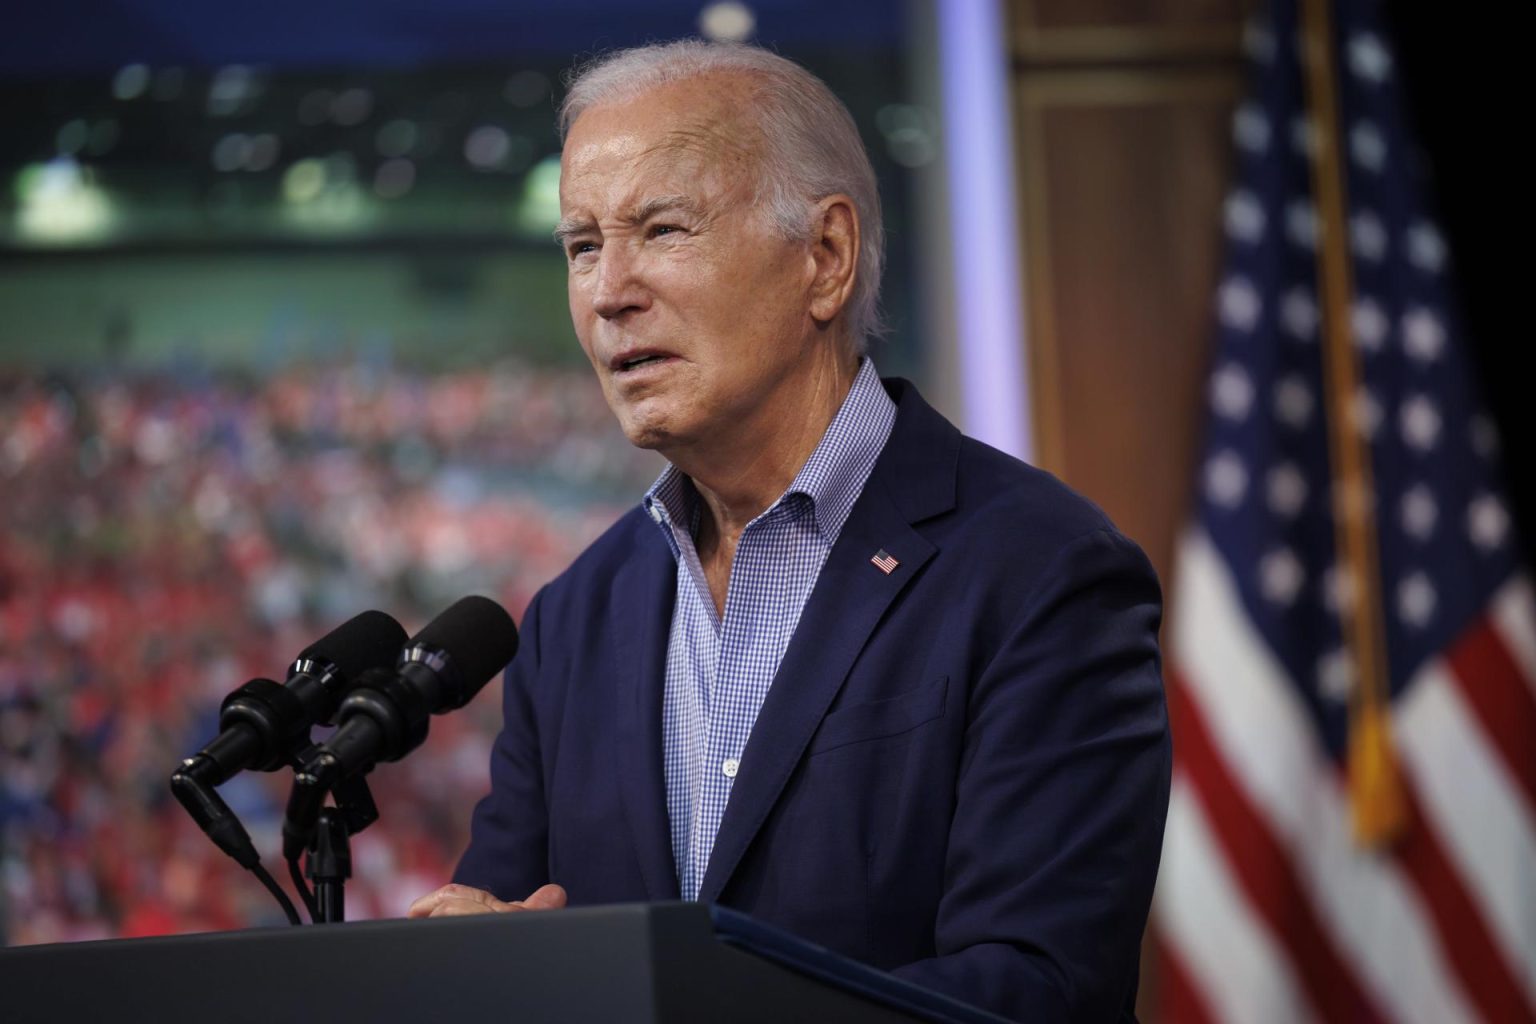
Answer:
[1445, 615, 1536, 817]
[1395, 661, 1536, 1016]
[1170, 671, 1388, 1023]
[1391, 771, 1536, 1024]
[1153, 935, 1221, 1024]
[1491, 578, 1536, 697]
[1157, 775, 1316, 1024]
[1172, 529, 1480, 1024]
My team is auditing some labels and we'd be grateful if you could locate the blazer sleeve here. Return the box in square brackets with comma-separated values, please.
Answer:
[451, 588, 552, 901]
[889, 528, 1172, 1022]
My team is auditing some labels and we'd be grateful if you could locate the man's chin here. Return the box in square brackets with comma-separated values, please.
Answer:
[616, 416, 680, 453]
[611, 398, 709, 455]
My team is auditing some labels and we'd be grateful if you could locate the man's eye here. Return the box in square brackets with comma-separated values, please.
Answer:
[568, 241, 598, 260]
[649, 224, 681, 239]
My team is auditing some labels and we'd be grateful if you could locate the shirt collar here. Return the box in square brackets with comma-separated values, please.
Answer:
[643, 356, 896, 549]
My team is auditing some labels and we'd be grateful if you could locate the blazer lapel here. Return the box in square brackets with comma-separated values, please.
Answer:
[613, 532, 682, 901]
[695, 379, 960, 904]
[696, 476, 936, 904]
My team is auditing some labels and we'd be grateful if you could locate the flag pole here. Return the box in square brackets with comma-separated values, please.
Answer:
[1298, 0, 1404, 848]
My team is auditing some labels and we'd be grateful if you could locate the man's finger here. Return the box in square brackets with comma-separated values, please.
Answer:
[407, 882, 564, 919]
[428, 897, 506, 918]
[407, 883, 504, 918]
[406, 889, 447, 918]
[511, 883, 568, 911]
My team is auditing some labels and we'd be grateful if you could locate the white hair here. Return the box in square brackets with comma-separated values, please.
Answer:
[559, 40, 886, 351]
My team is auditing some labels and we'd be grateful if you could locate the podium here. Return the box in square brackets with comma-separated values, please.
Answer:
[0, 903, 1011, 1023]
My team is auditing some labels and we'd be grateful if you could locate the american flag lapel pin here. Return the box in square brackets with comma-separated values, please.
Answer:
[870, 549, 900, 574]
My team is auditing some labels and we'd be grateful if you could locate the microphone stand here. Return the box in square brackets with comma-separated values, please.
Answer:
[283, 751, 379, 924]
[305, 775, 378, 923]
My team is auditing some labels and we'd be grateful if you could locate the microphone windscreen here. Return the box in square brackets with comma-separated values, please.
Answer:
[299, 610, 409, 680]
[411, 595, 519, 696]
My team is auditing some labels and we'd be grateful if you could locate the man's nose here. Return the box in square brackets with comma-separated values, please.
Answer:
[592, 244, 648, 320]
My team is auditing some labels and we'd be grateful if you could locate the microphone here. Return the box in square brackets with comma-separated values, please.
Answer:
[172, 610, 409, 789]
[168, 610, 408, 921]
[283, 596, 518, 859]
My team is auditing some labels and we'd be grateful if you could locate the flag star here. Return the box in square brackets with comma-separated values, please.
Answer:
[1218, 276, 1263, 331]
[1397, 571, 1437, 628]
[1322, 564, 1356, 616]
[1350, 121, 1387, 172]
[1205, 450, 1249, 509]
[1351, 388, 1383, 440]
[1224, 189, 1267, 243]
[1400, 484, 1438, 541]
[1468, 493, 1510, 551]
[1211, 363, 1255, 420]
[1350, 211, 1388, 262]
[1291, 116, 1318, 158]
[1400, 394, 1442, 451]
[1266, 462, 1308, 518]
[1470, 415, 1500, 459]
[1407, 222, 1447, 273]
[1402, 307, 1446, 363]
[1349, 33, 1394, 84]
[1351, 298, 1389, 352]
[1281, 287, 1319, 340]
[1259, 547, 1306, 606]
[1273, 374, 1314, 429]
[1317, 647, 1355, 702]
[1233, 102, 1271, 154]
[1243, 20, 1277, 62]
[1286, 200, 1319, 249]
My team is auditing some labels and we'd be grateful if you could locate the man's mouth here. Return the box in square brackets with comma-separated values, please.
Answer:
[612, 351, 673, 372]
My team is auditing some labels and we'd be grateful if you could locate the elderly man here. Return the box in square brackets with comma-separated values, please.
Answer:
[409, 40, 1170, 1022]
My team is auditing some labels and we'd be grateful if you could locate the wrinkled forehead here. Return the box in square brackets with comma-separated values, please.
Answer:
[559, 78, 765, 200]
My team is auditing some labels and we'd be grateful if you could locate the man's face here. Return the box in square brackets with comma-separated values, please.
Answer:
[557, 77, 823, 454]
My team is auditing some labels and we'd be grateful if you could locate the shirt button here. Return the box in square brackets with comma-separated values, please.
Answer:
[721, 758, 740, 779]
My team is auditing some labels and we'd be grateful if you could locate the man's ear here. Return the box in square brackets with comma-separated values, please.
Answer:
[808, 195, 859, 325]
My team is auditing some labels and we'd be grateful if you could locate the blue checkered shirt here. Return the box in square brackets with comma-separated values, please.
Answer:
[643, 358, 897, 900]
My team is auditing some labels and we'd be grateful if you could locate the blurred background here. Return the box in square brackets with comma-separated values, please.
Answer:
[1, 1, 1528, 1021]
[0, 0, 930, 946]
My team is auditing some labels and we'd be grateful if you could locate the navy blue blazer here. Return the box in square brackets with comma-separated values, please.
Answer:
[456, 379, 1171, 1022]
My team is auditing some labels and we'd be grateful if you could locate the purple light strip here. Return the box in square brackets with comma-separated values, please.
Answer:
[937, 0, 1032, 460]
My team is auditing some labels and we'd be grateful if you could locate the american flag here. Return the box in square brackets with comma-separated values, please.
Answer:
[1153, 1, 1536, 1022]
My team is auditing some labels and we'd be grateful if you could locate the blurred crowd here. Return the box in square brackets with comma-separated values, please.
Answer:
[0, 358, 652, 944]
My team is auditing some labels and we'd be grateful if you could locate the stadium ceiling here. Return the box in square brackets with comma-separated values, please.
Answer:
[2, 1, 904, 77]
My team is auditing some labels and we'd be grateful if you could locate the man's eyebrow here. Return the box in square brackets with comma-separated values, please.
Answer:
[553, 194, 705, 248]
[553, 216, 593, 248]
[629, 193, 703, 223]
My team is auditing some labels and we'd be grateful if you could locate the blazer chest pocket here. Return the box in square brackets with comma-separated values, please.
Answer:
[808, 676, 949, 756]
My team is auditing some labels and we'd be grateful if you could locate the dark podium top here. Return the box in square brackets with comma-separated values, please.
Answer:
[0, 902, 1013, 1023]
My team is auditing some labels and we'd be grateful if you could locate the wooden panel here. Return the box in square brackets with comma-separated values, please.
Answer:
[1014, 0, 1247, 63]
[1022, 0, 1245, 30]
[1004, 10, 1252, 1017]
[1017, 73, 1241, 584]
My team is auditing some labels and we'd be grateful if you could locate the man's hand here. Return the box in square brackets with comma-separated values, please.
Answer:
[406, 882, 567, 919]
